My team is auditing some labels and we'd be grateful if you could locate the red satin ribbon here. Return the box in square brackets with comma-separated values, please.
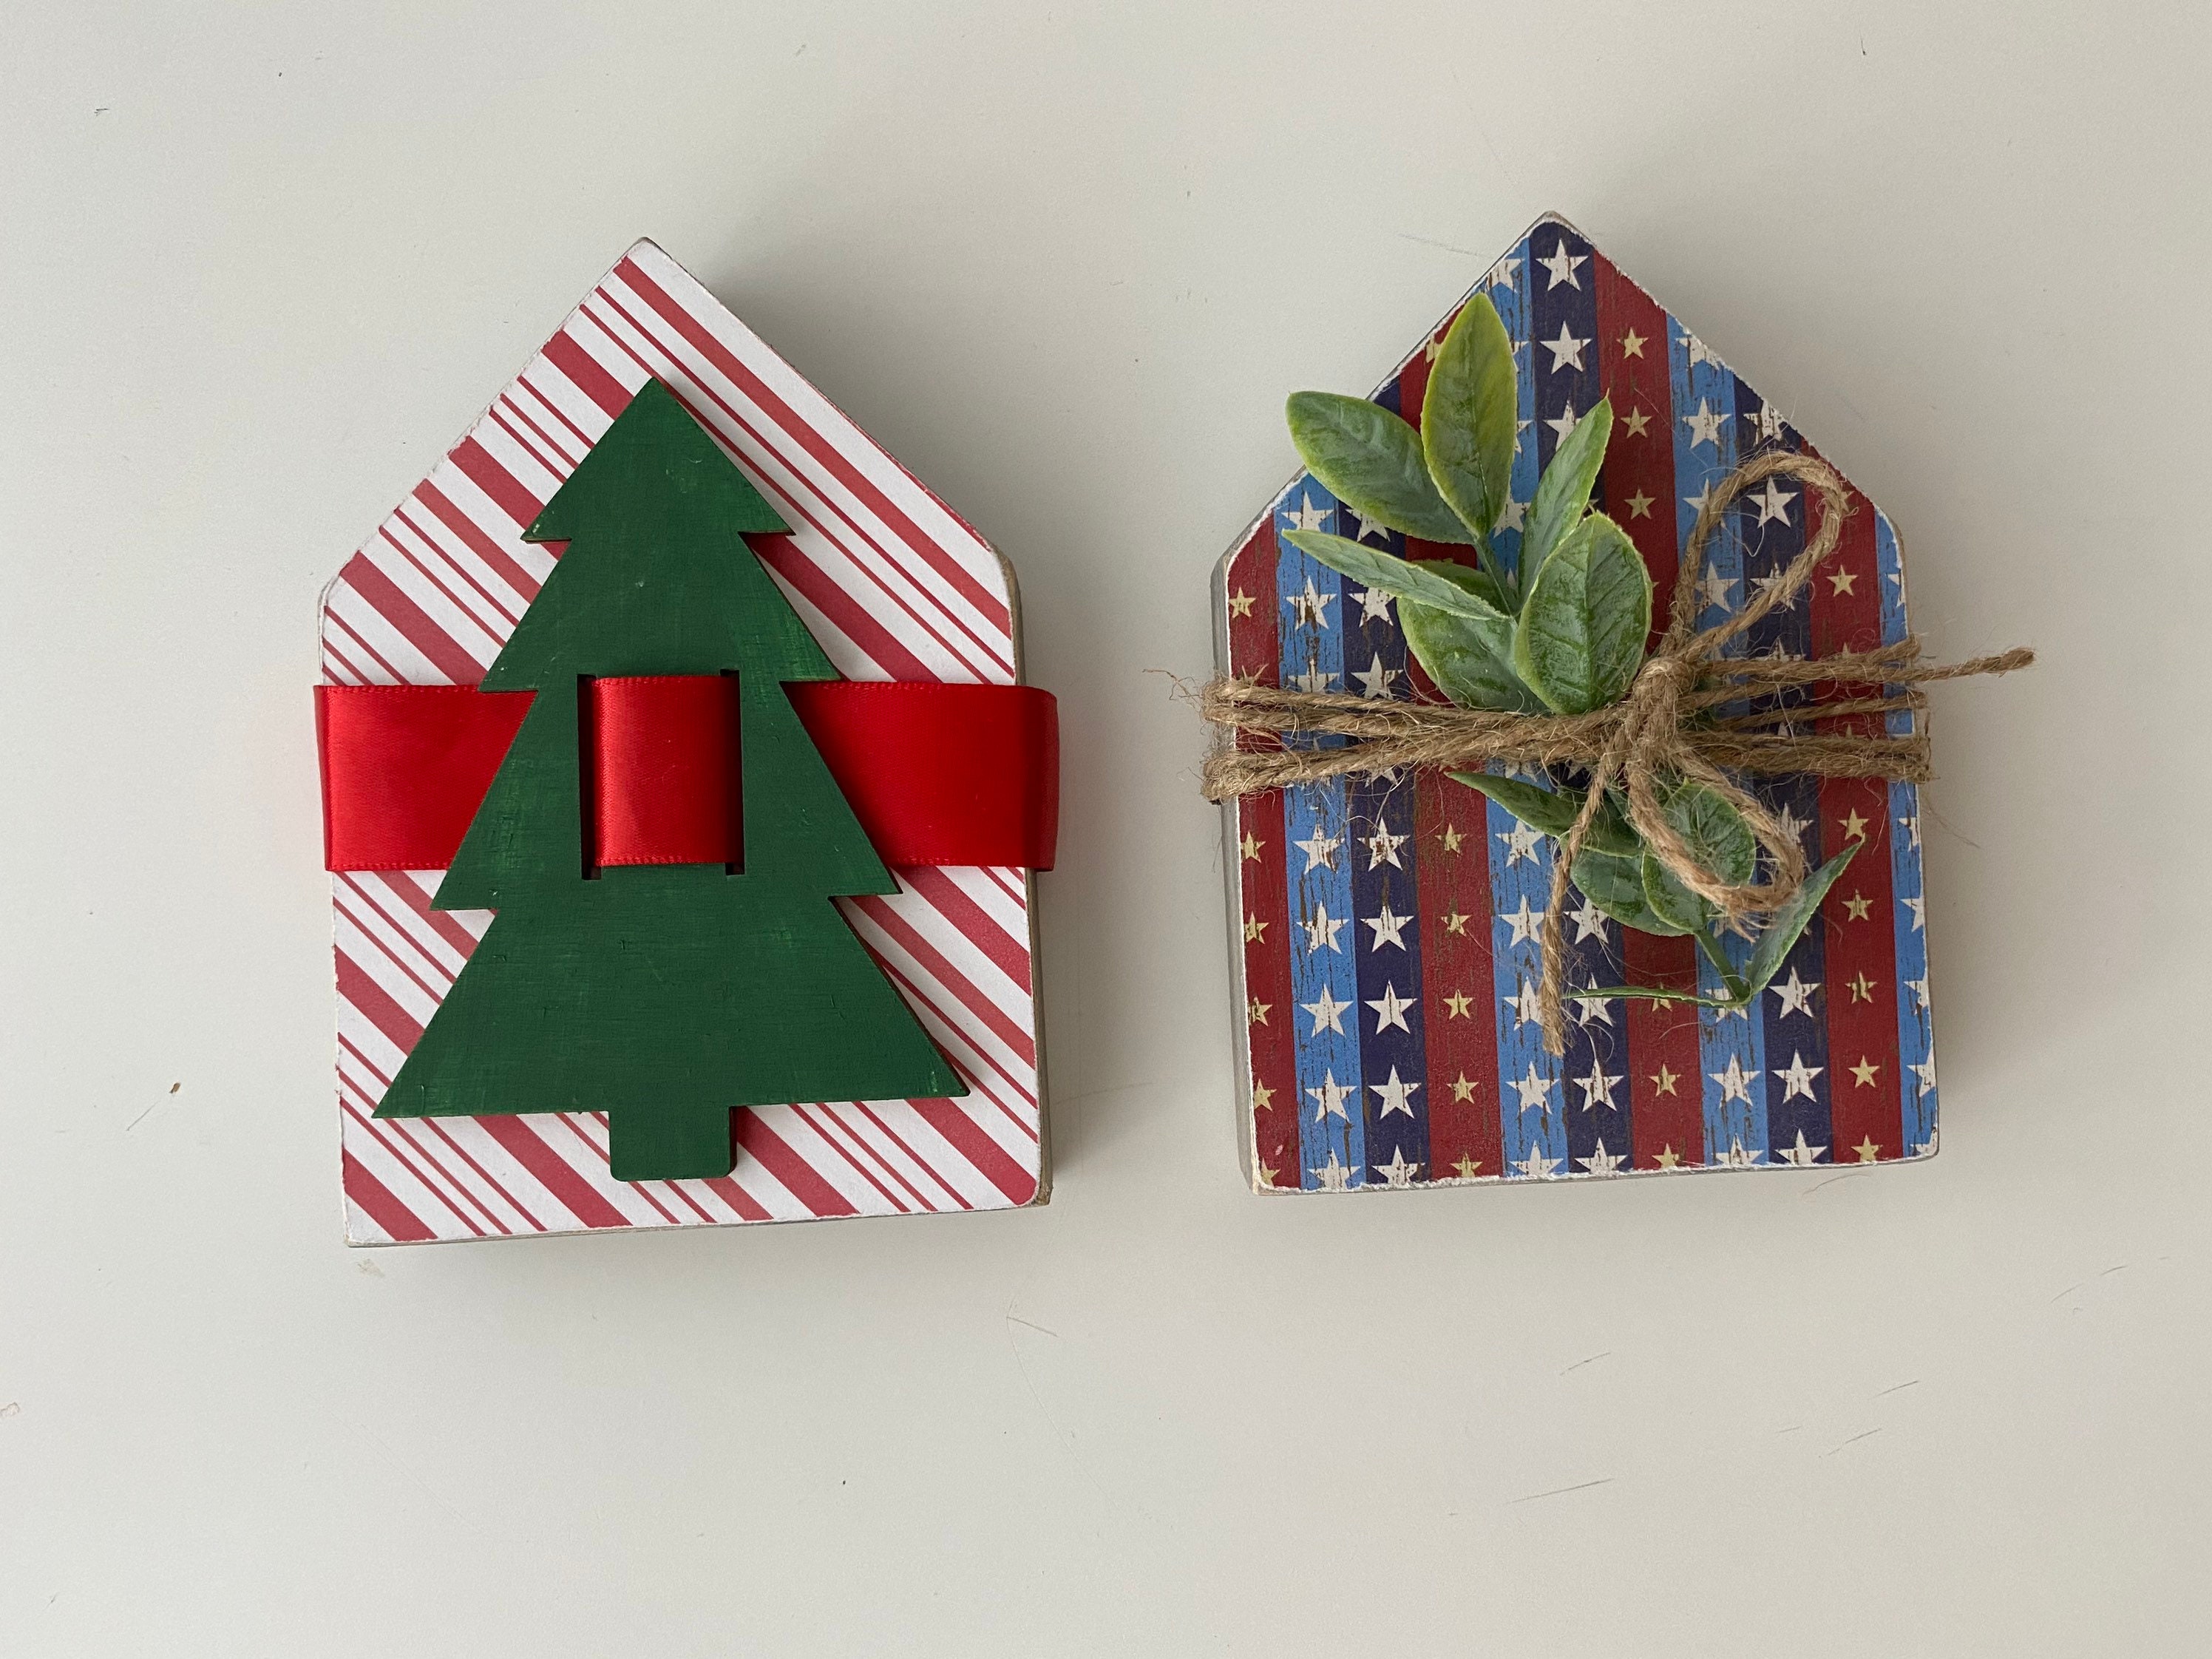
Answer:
[316, 680, 1059, 872]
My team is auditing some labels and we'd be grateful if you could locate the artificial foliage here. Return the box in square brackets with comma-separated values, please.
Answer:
[1283, 296, 1856, 1013]
[376, 379, 966, 1181]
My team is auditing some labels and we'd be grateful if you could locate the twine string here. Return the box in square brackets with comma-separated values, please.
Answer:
[1199, 449, 2034, 1054]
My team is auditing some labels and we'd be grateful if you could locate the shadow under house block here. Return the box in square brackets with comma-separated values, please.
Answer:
[318, 241, 1055, 1244]
[1215, 213, 1938, 1193]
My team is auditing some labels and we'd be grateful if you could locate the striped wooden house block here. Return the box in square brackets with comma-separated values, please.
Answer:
[1217, 213, 1936, 1193]
[322, 241, 1047, 1244]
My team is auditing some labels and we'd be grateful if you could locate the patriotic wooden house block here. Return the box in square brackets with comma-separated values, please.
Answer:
[1215, 213, 1936, 1192]
[322, 241, 1046, 1243]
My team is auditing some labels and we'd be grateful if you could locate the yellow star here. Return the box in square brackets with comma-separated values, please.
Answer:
[1620, 328, 1646, 358]
[1258, 1161, 1278, 1186]
[1444, 910, 1471, 936]
[1240, 831, 1263, 861]
[1839, 808, 1870, 841]
[1451, 1154, 1485, 1179]
[1853, 1136, 1882, 1163]
[1654, 1144, 1683, 1170]
[1621, 406, 1653, 438]
[1247, 998, 1270, 1025]
[1626, 489, 1655, 519]
[1243, 915, 1269, 943]
[1848, 971, 1876, 1004]
[1842, 890, 1873, 921]
[1827, 567, 1857, 597]
[1444, 990, 1474, 1018]
[1451, 1072, 1479, 1102]
[1440, 824, 1465, 853]
[1251, 1079, 1275, 1110]
[1651, 1064, 1679, 1096]
[1849, 1056, 1880, 1088]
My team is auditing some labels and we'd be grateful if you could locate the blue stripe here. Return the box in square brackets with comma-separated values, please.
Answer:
[1668, 326, 1768, 1162]
[1277, 489, 1365, 1187]
[1876, 512, 1936, 1152]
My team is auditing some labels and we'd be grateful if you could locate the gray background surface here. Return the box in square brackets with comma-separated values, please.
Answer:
[4, 3, 2205, 1653]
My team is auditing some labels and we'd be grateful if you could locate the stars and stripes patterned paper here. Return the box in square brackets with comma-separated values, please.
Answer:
[1215, 214, 1936, 1193]
[322, 240, 1045, 1244]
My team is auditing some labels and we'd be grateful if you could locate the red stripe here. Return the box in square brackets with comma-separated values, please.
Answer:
[370, 869, 485, 963]
[335, 948, 424, 1052]
[701, 1173, 772, 1221]
[909, 1098, 1038, 1204]
[744, 532, 935, 680]
[792, 1102, 915, 1212]
[557, 1114, 684, 1226]
[341, 1150, 437, 1243]
[334, 888, 452, 1003]
[1593, 251, 1686, 648]
[1621, 933, 1704, 1168]
[896, 866, 1030, 990]
[870, 954, 1037, 1119]
[846, 895, 1037, 1067]
[516, 371, 597, 452]
[339, 1102, 487, 1237]
[325, 611, 408, 687]
[415, 481, 545, 607]
[336, 553, 489, 686]
[420, 1116, 540, 1232]
[736, 1113, 858, 1216]
[475, 1116, 631, 1229]
[855, 1102, 973, 1210]
[498, 391, 585, 472]
[449, 436, 546, 529]
[543, 329, 636, 419]
[616, 256, 1012, 633]
[389, 506, 523, 627]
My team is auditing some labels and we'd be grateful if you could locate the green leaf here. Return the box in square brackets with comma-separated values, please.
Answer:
[1394, 560, 1536, 711]
[1409, 558, 1509, 614]
[1572, 848, 1689, 936]
[1510, 512, 1652, 713]
[1641, 852, 1711, 934]
[1740, 842, 1863, 999]
[1283, 531, 1510, 623]
[1521, 398, 1612, 598]
[1421, 294, 1517, 540]
[1660, 781, 1757, 886]
[1286, 392, 1473, 544]
[1445, 771, 1641, 858]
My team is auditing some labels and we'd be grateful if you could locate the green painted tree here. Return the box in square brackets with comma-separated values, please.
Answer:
[377, 379, 966, 1181]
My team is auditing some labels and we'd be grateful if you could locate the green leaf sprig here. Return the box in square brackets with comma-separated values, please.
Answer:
[1280, 294, 1855, 1015]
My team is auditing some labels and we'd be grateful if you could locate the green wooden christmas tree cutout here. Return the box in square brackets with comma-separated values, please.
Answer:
[376, 379, 966, 1181]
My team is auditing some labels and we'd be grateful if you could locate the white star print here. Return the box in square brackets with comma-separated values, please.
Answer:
[1301, 902, 1348, 954]
[1503, 980, 1543, 1028]
[1571, 982, 1616, 1027]
[1364, 827, 1407, 869]
[1681, 398, 1731, 450]
[1306, 1070, 1354, 1122]
[1752, 401, 1787, 442]
[1911, 1059, 1938, 1096]
[1776, 1131, 1826, 1167]
[1496, 497, 1527, 533]
[1680, 332, 1721, 367]
[1350, 508, 1393, 544]
[1538, 240, 1587, 289]
[1542, 322, 1590, 373]
[1512, 1062, 1555, 1115]
[1774, 804, 1812, 847]
[1715, 1139, 1765, 1168]
[1366, 983, 1415, 1035]
[1683, 479, 1714, 515]
[1544, 401, 1583, 444]
[1578, 1139, 1628, 1175]
[1371, 1146, 1420, 1187]
[1770, 966, 1819, 1020]
[1282, 491, 1332, 534]
[1364, 903, 1411, 951]
[1302, 986, 1351, 1036]
[1309, 1150, 1356, 1190]
[1747, 477, 1796, 527]
[1288, 664, 1338, 693]
[1567, 894, 1609, 943]
[1292, 827, 1341, 871]
[1349, 585, 1393, 623]
[1898, 814, 1922, 849]
[1695, 565, 1737, 613]
[1371, 1068, 1421, 1118]
[1773, 1051, 1824, 1103]
[1485, 255, 1521, 291]
[1497, 820, 1547, 866]
[1748, 569, 1807, 610]
[1515, 1143, 1564, 1178]
[1284, 576, 1335, 628]
[1710, 1054, 1756, 1106]
[1351, 653, 1399, 699]
[1903, 895, 1926, 932]
[1498, 896, 1543, 946]
[1906, 977, 1930, 1008]
[1575, 1062, 1624, 1112]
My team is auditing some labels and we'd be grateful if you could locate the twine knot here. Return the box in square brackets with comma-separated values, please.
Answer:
[1200, 449, 2034, 1054]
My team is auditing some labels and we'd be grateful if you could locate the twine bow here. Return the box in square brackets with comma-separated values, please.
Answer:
[1201, 449, 2033, 1054]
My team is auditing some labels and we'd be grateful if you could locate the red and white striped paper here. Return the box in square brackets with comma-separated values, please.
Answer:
[321, 240, 1046, 1244]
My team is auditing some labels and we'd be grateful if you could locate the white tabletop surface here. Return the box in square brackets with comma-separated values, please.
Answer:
[5, 4, 2206, 1654]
